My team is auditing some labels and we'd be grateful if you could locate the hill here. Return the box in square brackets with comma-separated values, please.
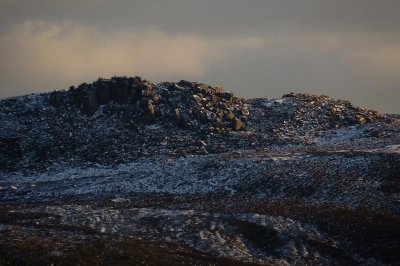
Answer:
[0, 76, 399, 265]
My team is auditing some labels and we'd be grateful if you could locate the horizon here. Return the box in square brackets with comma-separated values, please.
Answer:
[0, 0, 399, 113]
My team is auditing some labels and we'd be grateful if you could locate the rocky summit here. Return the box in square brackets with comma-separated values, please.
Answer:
[0, 76, 399, 265]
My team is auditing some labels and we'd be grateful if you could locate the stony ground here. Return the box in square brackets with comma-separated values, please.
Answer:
[0, 77, 399, 265]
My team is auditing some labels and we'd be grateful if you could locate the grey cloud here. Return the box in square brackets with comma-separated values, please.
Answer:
[1, 0, 400, 35]
[0, 1, 399, 113]
[0, 21, 264, 97]
[205, 31, 400, 113]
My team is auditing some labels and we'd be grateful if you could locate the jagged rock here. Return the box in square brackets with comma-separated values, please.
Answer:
[59, 78, 153, 114]
[148, 95, 159, 106]
[374, 130, 385, 137]
[96, 83, 111, 104]
[356, 116, 366, 125]
[168, 83, 184, 91]
[82, 89, 99, 114]
[178, 80, 195, 88]
[242, 107, 250, 116]
[140, 83, 153, 97]
[175, 108, 187, 127]
[196, 139, 207, 147]
[175, 108, 181, 119]
[282, 92, 296, 98]
[111, 79, 131, 102]
[214, 87, 224, 94]
[219, 91, 234, 102]
[233, 118, 246, 131]
[49, 90, 62, 107]
[145, 100, 156, 121]
[93, 77, 133, 104]
[96, 84, 112, 104]
[137, 98, 157, 122]
[226, 112, 236, 121]
[193, 95, 203, 105]
[196, 109, 207, 123]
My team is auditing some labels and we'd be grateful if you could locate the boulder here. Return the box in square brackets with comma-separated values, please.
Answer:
[138, 98, 158, 122]
[193, 95, 203, 105]
[241, 108, 250, 116]
[233, 118, 246, 131]
[152, 94, 161, 104]
[211, 87, 224, 94]
[356, 116, 366, 125]
[178, 80, 195, 88]
[175, 108, 187, 127]
[219, 92, 234, 102]
[226, 112, 236, 121]
[140, 84, 153, 97]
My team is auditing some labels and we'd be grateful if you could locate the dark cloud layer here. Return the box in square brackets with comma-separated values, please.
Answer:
[0, 0, 399, 113]
[2, 0, 400, 34]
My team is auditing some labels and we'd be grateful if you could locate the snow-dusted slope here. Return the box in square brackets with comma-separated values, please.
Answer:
[1, 77, 399, 265]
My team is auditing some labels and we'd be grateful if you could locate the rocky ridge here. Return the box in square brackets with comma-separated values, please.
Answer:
[0, 76, 399, 265]
[0, 76, 394, 169]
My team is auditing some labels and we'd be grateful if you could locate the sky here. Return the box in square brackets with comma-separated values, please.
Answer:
[0, 0, 399, 113]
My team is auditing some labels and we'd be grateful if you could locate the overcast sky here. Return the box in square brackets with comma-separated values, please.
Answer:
[0, 0, 399, 113]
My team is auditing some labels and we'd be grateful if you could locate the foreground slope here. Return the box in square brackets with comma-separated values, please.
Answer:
[0, 76, 399, 265]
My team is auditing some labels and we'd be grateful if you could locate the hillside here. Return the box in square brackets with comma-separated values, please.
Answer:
[1, 76, 399, 265]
